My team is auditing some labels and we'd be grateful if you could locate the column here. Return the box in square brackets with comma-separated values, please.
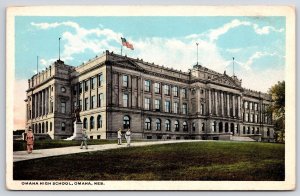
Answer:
[237, 96, 241, 118]
[208, 89, 211, 115]
[137, 77, 141, 108]
[41, 90, 44, 116]
[197, 88, 201, 114]
[232, 94, 236, 117]
[227, 93, 230, 116]
[118, 73, 122, 107]
[35, 93, 38, 118]
[221, 92, 224, 116]
[161, 83, 165, 112]
[215, 91, 218, 116]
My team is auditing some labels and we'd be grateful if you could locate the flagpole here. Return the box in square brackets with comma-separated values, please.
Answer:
[232, 57, 235, 76]
[37, 56, 39, 74]
[59, 37, 61, 60]
[196, 43, 199, 65]
[121, 45, 123, 56]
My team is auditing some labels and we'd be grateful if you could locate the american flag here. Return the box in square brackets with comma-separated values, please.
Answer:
[121, 37, 134, 50]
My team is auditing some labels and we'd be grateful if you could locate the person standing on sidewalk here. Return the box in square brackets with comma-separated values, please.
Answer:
[117, 128, 122, 145]
[125, 129, 132, 147]
[25, 128, 34, 154]
[80, 129, 88, 149]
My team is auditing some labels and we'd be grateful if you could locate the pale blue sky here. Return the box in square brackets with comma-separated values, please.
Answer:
[15, 16, 285, 92]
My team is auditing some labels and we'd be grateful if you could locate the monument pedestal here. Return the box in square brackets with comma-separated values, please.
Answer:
[65, 122, 83, 140]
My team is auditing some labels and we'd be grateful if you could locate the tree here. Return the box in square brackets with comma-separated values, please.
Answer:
[268, 81, 285, 143]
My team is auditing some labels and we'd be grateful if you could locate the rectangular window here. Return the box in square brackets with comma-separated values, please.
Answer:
[144, 80, 150, 92]
[91, 77, 96, 89]
[91, 95, 96, 109]
[200, 104, 204, 115]
[84, 97, 89, 110]
[173, 86, 178, 97]
[98, 74, 103, 86]
[249, 102, 253, 110]
[123, 75, 129, 87]
[144, 98, 150, 110]
[182, 103, 187, 115]
[123, 94, 128, 107]
[255, 114, 258, 123]
[50, 102, 53, 113]
[250, 114, 253, 122]
[182, 88, 187, 98]
[165, 101, 170, 113]
[98, 93, 104, 107]
[154, 83, 160, 94]
[245, 113, 249, 122]
[73, 85, 77, 95]
[255, 103, 258, 111]
[164, 85, 170, 95]
[155, 99, 161, 111]
[61, 102, 66, 113]
[79, 82, 83, 94]
[79, 100, 82, 111]
[174, 102, 179, 114]
[85, 80, 89, 91]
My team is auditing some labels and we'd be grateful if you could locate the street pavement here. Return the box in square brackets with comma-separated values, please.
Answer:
[13, 139, 205, 162]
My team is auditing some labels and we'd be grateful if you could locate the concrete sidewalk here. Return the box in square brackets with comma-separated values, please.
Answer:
[13, 140, 204, 162]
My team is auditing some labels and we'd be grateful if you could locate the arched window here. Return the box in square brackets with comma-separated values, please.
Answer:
[90, 116, 94, 129]
[267, 128, 270, 136]
[83, 118, 88, 129]
[50, 122, 52, 132]
[123, 115, 130, 129]
[202, 123, 205, 132]
[61, 122, 65, 131]
[32, 124, 35, 133]
[46, 122, 48, 132]
[97, 115, 102, 128]
[252, 127, 255, 134]
[39, 123, 41, 133]
[256, 127, 260, 134]
[145, 118, 151, 130]
[165, 120, 171, 131]
[247, 127, 250, 134]
[174, 120, 179, 131]
[243, 126, 246, 134]
[183, 121, 188, 132]
[42, 122, 45, 133]
[192, 122, 196, 132]
[156, 119, 161, 131]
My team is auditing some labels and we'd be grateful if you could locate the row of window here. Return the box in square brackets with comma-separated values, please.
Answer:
[73, 74, 104, 95]
[73, 93, 104, 111]
[82, 115, 103, 130]
[244, 101, 259, 111]
[122, 75, 188, 98]
[243, 113, 270, 123]
[144, 118, 189, 132]
[31, 121, 52, 134]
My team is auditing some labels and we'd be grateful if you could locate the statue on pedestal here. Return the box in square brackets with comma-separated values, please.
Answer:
[74, 106, 81, 123]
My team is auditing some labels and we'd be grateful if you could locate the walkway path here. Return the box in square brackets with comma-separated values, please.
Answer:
[13, 140, 205, 162]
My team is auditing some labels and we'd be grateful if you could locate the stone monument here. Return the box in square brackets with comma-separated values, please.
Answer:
[65, 106, 83, 140]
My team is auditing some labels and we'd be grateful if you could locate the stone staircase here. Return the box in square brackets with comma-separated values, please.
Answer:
[231, 136, 256, 142]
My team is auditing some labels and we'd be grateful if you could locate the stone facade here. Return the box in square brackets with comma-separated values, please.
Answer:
[25, 51, 275, 142]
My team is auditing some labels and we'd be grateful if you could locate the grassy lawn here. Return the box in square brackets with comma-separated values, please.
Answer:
[13, 141, 285, 181]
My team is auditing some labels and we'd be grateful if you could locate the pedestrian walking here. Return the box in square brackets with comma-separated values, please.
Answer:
[125, 129, 132, 147]
[25, 128, 34, 154]
[80, 129, 88, 149]
[117, 128, 122, 145]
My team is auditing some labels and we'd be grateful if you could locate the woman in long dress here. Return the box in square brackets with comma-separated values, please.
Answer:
[125, 129, 131, 147]
[25, 129, 34, 154]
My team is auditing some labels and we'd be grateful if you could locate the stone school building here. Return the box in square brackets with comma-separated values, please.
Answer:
[25, 50, 274, 142]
